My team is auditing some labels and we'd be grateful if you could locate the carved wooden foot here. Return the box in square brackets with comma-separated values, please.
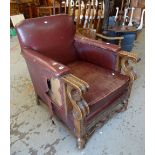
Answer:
[49, 116, 55, 125]
[115, 100, 129, 113]
[35, 94, 40, 105]
[77, 137, 86, 149]
[120, 99, 128, 112]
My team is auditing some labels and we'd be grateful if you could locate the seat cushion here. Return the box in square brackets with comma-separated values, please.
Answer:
[67, 61, 129, 106]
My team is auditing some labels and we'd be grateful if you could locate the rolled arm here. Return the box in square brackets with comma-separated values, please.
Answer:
[74, 34, 121, 71]
[22, 48, 70, 77]
[74, 34, 121, 52]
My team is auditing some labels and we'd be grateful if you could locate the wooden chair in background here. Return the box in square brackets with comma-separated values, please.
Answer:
[35, 0, 67, 16]
[69, 0, 124, 47]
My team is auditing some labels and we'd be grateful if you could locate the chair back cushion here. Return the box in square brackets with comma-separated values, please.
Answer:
[16, 14, 78, 64]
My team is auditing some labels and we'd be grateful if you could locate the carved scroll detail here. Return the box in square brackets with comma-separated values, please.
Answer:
[119, 50, 141, 81]
[119, 50, 141, 63]
[66, 85, 89, 119]
[62, 74, 89, 119]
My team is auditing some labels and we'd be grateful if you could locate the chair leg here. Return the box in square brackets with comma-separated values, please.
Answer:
[115, 99, 129, 113]
[77, 137, 86, 149]
[121, 99, 128, 112]
[35, 93, 40, 105]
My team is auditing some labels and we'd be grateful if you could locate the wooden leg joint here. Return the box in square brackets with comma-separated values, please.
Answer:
[35, 93, 40, 105]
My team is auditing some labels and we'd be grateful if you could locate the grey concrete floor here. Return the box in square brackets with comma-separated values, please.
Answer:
[10, 30, 145, 155]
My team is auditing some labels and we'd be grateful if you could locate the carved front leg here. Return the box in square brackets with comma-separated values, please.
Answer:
[62, 74, 89, 149]
[35, 93, 41, 105]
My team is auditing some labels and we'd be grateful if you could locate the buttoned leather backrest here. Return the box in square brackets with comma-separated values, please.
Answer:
[16, 14, 78, 64]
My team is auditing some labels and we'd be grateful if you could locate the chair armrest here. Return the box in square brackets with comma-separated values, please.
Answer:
[96, 33, 124, 46]
[96, 33, 124, 41]
[61, 73, 90, 119]
[22, 48, 70, 77]
[118, 50, 141, 81]
[74, 34, 121, 52]
[74, 34, 121, 71]
[119, 51, 141, 63]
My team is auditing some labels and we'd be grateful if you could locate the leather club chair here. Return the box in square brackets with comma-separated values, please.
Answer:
[16, 14, 140, 149]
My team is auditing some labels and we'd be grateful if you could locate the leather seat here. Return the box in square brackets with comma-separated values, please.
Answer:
[68, 61, 129, 106]
[67, 61, 129, 122]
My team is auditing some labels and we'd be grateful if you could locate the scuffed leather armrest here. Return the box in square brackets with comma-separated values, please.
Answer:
[74, 34, 121, 71]
[74, 34, 121, 52]
[22, 48, 70, 77]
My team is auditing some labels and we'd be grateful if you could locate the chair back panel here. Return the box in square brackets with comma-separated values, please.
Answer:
[16, 14, 78, 64]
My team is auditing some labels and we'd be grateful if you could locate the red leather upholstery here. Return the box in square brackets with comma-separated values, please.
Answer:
[22, 48, 70, 78]
[16, 15, 132, 148]
[67, 61, 129, 105]
[74, 35, 120, 71]
[16, 15, 78, 65]
[67, 61, 129, 123]
[21, 48, 70, 114]
[16, 14, 128, 120]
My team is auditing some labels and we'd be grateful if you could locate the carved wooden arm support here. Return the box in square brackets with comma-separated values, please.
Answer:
[62, 74, 90, 120]
[119, 51, 141, 81]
